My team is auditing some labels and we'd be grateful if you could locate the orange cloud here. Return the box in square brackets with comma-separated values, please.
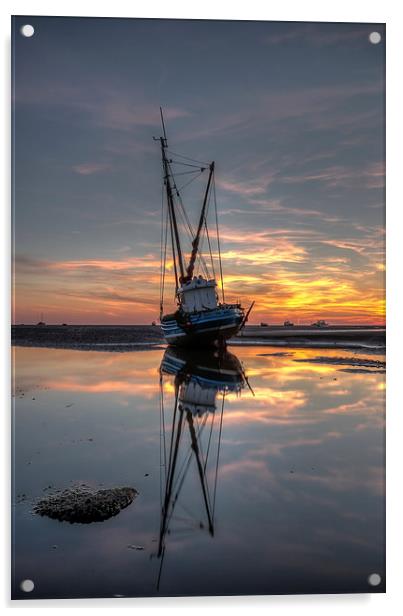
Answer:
[220, 245, 307, 265]
[13, 217, 385, 326]
[50, 256, 165, 271]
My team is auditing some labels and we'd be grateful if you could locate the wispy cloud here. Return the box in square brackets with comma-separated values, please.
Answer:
[216, 173, 275, 196]
[15, 82, 190, 132]
[220, 244, 307, 266]
[50, 256, 163, 272]
[263, 25, 379, 48]
[72, 162, 111, 175]
[249, 199, 344, 224]
[281, 162, 385, 190]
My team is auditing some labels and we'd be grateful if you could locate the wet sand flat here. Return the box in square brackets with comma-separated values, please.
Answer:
[235, 325, 385, 351]
[12, 325, 164, 351]
[12, 324, 385, 353]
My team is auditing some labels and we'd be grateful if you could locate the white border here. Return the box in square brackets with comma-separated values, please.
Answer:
[2, 1, 402, 614]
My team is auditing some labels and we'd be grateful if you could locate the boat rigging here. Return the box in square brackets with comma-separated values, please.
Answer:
[155, 108, 253, 347]
[154, 346, 247, 591]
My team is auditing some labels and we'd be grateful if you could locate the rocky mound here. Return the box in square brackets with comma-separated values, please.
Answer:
[33, 486, 137, 524]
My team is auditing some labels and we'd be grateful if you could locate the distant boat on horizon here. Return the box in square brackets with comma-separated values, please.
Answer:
[155, 109, 253, 347]
[36, 312, 46, 327]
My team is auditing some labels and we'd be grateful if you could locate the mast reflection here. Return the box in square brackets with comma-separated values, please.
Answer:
[156, 347, 248, 590]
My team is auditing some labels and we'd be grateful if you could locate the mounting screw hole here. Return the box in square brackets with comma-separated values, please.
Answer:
[368, 573, 382, 586]
[20, 579, 34, 592]
[369, 32, 381, 44]
[20, 24, 35, 38]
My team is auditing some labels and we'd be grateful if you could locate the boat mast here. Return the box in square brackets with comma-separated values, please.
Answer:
[157, 108, 185, 285]
[182, 162, 215, 284]
[186, 411, 214, 535]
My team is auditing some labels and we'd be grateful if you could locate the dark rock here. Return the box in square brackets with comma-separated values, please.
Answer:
[33, 486, 138, 524]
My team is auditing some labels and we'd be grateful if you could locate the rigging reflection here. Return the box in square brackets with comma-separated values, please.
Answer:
[155, 346, 250, 590]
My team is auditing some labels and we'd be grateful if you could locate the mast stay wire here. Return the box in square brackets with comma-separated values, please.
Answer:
[168, 159, 206, 170]
[213, 172, 225, 303]
[203, 187, 216, 280]
[167, 158, 211, 279]
[175, 204, 210, 280]
[212, 390, 225, 518]
[167, 149, 209, 167]
[159, 175, 169, 319]
[168, 169, 204, 177]
[204, 407, 216, 474]
[159, 372, 168, 510]
[176, 170, 204, 194]
[195, 184, 215, 279]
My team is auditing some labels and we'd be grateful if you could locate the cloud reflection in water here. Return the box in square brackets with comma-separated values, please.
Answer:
[12, 345, 385, 598]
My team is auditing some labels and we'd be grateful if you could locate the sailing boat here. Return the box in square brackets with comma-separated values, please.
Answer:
[155, 346, 246, 590]
[156, 109, 254, 347]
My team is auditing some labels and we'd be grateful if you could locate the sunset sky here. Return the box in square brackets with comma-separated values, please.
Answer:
[12, 17, 385, 325]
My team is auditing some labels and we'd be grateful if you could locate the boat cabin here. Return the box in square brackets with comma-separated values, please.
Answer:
[178, 380, 217, 417]
[178, 276, 218, 313]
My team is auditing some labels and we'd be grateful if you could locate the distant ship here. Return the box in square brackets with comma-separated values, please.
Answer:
[155, 109, 253, 347]
[36, 312, 46, 327]
[311, 320, 329, 328]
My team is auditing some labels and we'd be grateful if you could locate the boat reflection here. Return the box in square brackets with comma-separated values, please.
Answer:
[155, 347, 249, 589]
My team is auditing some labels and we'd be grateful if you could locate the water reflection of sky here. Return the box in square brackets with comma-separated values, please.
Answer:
[12, 346, 385, 599]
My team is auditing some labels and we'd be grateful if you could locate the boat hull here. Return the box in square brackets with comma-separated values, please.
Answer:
[161, 306, 244, 347]
[160, 346, 245, 392]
